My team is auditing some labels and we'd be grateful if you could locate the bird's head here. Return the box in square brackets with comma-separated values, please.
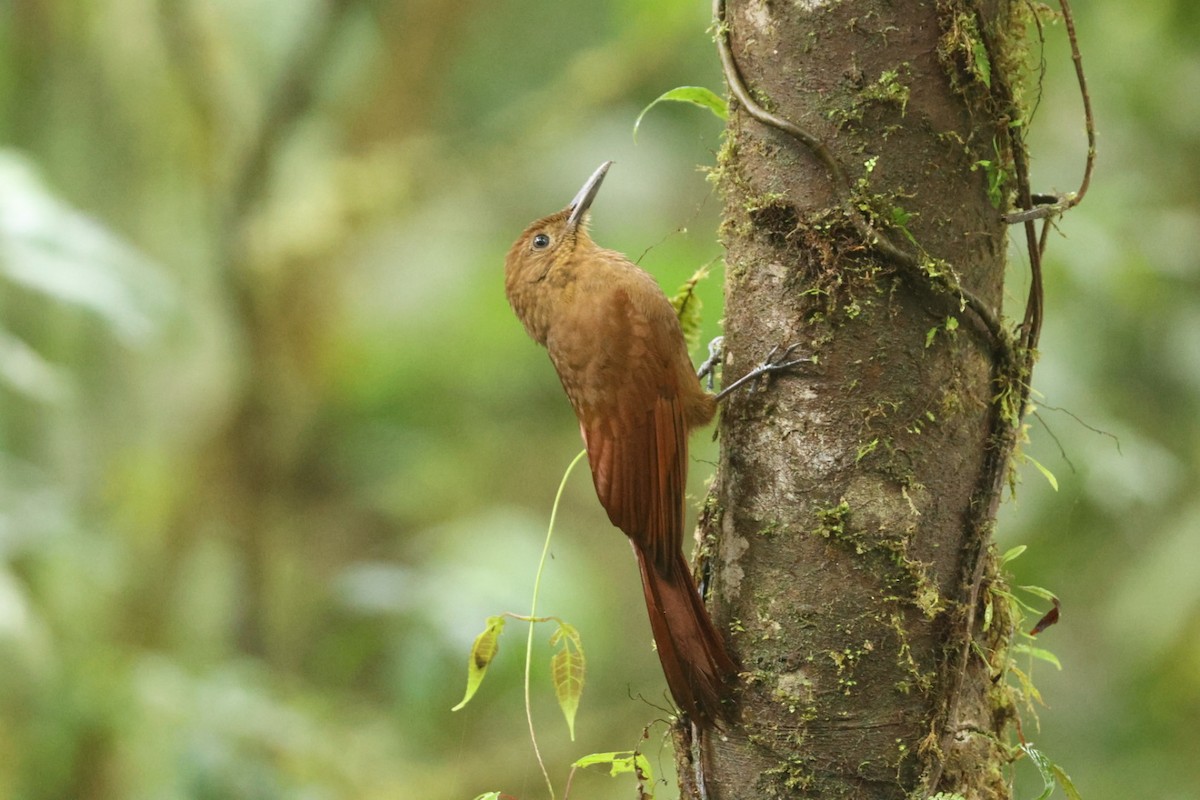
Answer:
[505, 161, 611, 287]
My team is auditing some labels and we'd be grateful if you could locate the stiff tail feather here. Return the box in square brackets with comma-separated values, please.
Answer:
[635, 548, 738, 726]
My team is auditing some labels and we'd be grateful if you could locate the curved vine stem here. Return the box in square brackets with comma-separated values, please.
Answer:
[929, 0, 1093, 792]
[713, 0, 1006, 356]
[524, 448, 588, 800]
[1002, 0, 1095, 225]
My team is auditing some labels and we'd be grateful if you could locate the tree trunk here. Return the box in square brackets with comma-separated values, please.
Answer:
[699, 1, 1024, 797]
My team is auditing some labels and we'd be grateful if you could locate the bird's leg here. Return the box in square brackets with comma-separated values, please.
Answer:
[696, 336, 725, 390]
[708, 341, 813, 402]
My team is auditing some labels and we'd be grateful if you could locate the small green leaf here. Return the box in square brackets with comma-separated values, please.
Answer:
[573, 751, 635, 776]
[1049, 759, 1084, 800]
[1010, 663, 1044, 707]
[452, 616, 506, 711]
[549, 622, 586, 740]
[971, 38, 992, 87]
[1013, 643, 1063, 670]
[573, 751, 655, 792]
[634, 86, 727, 140]
[669, 265, 710, 350]
[0, 328, 70, 404]
[1022, 744, 1058, 800]
[1018, 584, 1059, 603]
[1000, 544, 1027, 565]
[1025, 454, 1059, 491]
[0, 150, 174, 343]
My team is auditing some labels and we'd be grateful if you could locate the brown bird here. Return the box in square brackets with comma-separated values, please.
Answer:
[504, 161, 738, 726]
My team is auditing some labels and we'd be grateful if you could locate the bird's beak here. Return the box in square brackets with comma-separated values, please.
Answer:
[566, 161, 612, 229]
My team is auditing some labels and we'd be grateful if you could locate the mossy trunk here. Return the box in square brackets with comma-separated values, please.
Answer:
[699, 1, 1025, 797]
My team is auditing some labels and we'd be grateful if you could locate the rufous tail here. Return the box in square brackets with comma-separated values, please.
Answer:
[635, 548, 738, 726]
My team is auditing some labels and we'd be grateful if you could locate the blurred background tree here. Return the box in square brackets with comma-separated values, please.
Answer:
[0, 1, 1195, 799]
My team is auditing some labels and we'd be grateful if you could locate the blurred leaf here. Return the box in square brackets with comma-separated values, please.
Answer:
[549, 621, 585, 740]
[1022, 744, 1082, 800]
[0, 150, 173, 343]
[452, 616, 506, 712]
[1000, 544, 1027, 565]
[1009, 662, 1044, 708]
[669, 265, 710, 350]
[1018, 585, 1060, 604]
[1024, 454, 1059, 491]
[1049, 760, 1084, 800]
[1013, 643, 1063, 670]
[971, 38, 992, 88]
[633, 86, 727, 141]
[1029, 596, 1062, 636]
[0, 328, 69, 404]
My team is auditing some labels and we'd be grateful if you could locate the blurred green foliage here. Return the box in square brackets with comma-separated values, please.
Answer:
[0, 1, 1196, 799]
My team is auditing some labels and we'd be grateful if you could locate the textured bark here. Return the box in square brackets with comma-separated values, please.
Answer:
[698, 1, 1022, 797]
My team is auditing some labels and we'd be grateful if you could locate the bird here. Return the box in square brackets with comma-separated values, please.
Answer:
[504, 161, 739, 726]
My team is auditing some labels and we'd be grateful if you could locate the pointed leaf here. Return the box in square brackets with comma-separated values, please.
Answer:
[1022, 744, 1057, 800]
[1013, 643, 1063, 670]
[1000, 544, 1027, 565]
[573, 751, 655, 787]
[549, 622, 585, 740]
[669, 265, 710, 350]
[1009, 663, 1044, 707]
[1049, 759, 1084, 800]
[573, 751, 637, 776]
[1029, 596, 1061, 636]
[634, 86, 727, 140]
[452, 616, 506, 711]
[1025, 454, 1059, 491]
[1018, 585, 1059, 604]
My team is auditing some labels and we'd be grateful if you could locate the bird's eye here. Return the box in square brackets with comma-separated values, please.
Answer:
[532, 233, 551, 249]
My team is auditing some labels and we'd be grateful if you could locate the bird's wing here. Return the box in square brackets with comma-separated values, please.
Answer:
[557, 277, 690, 570]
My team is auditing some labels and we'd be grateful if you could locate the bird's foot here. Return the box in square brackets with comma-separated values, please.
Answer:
[714, 342, 812, 402]
[697, 336, 725, 390]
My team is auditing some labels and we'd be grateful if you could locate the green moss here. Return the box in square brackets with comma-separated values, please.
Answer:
[773, 670, 816, 714]
[813, 499, 852, 541]
[758, 519, 785, 538]
[855, 437, 880, 463]
[828, 640, 875, 695]
[759, 757, 815, 795]
[938, 11, 991, 91]
[861, 66, 913, 115]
